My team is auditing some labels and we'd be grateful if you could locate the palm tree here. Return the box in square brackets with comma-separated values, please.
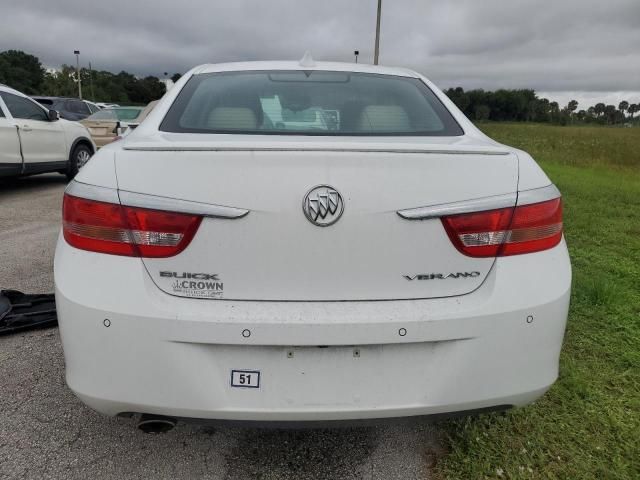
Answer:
[619, 101, 629, 118]
[627, 104, 638, 122]
[594, 103, 606, 119]
[549, 101, 560, 123]
[604, 105, 617, 124]
[567, 100, 578, 123]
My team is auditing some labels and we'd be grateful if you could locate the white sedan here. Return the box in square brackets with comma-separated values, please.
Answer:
[54, 58, 571, 429]
[0, 84, 95, 179]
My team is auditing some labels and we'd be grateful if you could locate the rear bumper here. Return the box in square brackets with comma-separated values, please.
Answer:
[54, 236, 571, 422]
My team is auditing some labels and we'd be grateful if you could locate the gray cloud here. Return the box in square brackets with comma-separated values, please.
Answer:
[2, 0, 639, 103]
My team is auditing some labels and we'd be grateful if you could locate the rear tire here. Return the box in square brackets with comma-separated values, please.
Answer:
[66, 144, 92, 180]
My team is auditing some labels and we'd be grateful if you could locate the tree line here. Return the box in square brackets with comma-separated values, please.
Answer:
[444, 87, 638, 126]
[0, 50, 174, 105]
[1, 49, 637, 123]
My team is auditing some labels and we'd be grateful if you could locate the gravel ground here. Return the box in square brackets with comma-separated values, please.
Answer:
[0, 174, 443, 480]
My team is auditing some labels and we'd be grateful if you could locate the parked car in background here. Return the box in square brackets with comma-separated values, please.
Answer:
[32, 96, 93, 121]
[55, 60, 570, 427]
[1, 85, 95, 179]
[84, 100, 101, 114]
[80, 106, 145, 147]
[118, 100, 158, 137]
[95, 102, 120, 109]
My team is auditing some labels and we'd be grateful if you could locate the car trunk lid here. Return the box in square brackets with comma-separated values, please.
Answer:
[115, 136, 517, 301]
[82, 120, 117, 137]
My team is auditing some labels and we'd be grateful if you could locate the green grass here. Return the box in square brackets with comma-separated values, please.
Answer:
[436, 124, 640, 480]
[479, 123, 640, 168]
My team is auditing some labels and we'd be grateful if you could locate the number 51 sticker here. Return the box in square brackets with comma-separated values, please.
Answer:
[231, 370, 261, 388]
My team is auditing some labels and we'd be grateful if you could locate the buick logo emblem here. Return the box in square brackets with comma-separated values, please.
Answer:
[302, 185, 344, 227]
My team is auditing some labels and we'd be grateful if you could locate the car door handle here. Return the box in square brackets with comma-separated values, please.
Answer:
[21, 125, 32, 132]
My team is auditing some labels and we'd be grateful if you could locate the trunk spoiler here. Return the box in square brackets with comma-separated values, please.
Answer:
[123, 141, 510, 156]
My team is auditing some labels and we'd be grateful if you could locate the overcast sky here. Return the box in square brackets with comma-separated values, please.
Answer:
[2, 0, 639, 109]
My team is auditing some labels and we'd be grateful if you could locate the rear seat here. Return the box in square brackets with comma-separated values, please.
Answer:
[357, 105, 411, 132]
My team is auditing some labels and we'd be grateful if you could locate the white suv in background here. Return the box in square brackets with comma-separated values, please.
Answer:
[0, 84, 95, 179]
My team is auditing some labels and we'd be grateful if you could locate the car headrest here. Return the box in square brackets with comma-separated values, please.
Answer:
[357, 105, 411, 132]
[207, 107, 258, 130]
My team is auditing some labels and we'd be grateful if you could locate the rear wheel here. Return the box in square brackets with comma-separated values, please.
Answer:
[66, 144, 92, 180]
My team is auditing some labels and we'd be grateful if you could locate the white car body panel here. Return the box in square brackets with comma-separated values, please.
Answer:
[55, 61, 571, 423]
[17, 117, 67, 164]
[75, 147, 118, 188]
[0, 115, 22, 167]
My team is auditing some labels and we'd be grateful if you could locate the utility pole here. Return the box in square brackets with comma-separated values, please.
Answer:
[74, 50, 82, 99]
[373, 0, 382, 65]
[89, 62, 95, 101]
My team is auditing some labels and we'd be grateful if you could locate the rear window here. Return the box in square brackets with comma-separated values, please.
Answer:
[87, 108, 142, 121]
[86, 102, 101, 114]
[86, 109, 118, 121]
[160, 71, 463, 136]
[33, 98, 54, 106]
[114, 108, 143, 120]
[66, 100, 90, 114]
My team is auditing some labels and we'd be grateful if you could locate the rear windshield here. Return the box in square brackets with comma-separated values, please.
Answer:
[160, 71, 463, 136]
[33, 98, 54, 106]
[87, 108, 142, 121]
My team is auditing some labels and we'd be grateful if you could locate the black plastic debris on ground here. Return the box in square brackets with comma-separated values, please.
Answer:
[0, 290, 57, 335]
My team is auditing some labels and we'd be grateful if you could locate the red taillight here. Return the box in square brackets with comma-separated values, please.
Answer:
[63, 194, 202, 257]
[442, 198, 563, 257]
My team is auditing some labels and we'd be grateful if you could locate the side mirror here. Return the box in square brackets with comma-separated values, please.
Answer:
[48, 109, 59, 121]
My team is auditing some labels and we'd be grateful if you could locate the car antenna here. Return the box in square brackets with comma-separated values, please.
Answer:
[299, 51, 316, 68]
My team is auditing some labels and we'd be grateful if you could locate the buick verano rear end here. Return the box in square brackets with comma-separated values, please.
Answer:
[54, 59, 571, 425]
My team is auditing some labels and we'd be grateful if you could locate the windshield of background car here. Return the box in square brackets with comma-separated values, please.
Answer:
[160, 71, 463, 136]
[33, 98, 54, 106]
[87, 108, 142, 121]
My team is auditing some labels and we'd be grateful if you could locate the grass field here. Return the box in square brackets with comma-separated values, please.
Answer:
[436, 124, 640, 479]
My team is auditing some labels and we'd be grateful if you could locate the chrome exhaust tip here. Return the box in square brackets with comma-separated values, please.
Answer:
[137, 414, 177, 434]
